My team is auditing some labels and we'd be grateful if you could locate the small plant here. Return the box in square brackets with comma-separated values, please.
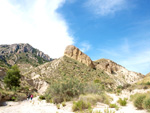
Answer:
[11, 96, 16, 101]
[143, 97, 150, 110]
[104, 108, 116, 113]
[109, 103, 119, 111]
[57, 104, 60, 109]
[39, 95, 45, 100]
[117, 98, 127, 106]
[134, 95, 146, 109]
[72, 100, 91, 111]
[62, 102, 66, 107]
[109, 103, 117, 108]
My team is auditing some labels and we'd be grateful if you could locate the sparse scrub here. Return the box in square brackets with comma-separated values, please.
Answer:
[130, 93, 149, 109]
[117, 98, 127, 106]
[79, 93, 111, 105]
[143, 97, 150, 110]
[93, 108, 116, 113]
[62, 102, 66, 107]
[39, 95, 45, 100]
[45, 75, 84, 103]
[57, 104, 60, 109]
[72, 100, 91, 111]
[134, 95, 146, 109]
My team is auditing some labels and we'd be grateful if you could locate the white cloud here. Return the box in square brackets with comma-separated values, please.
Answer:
[85, 0, 127, 16]
[0, 0, 74, 58]
[80, 42, 91, 52]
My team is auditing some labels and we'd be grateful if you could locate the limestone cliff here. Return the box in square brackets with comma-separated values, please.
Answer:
[64, 45, 95, 68]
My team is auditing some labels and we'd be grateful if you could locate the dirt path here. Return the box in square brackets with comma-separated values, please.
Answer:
[0, 97, 73, 113]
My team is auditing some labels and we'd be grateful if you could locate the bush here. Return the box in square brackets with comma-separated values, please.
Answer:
[143, 97, 150, 110]
[4, 65, 21, 89]
[57, 104, 60, 109]
[109, 103, 117, 108]
[72, 100, 91, 111]
[39, 95, 45, 100]
[117, 98, 127, 106]
[62, 102, 66, 107]
[79, 93, 111, 105]
[134, 95, 146, 109]
[83, 82, 102, 94]
[45, 75, 84, 103]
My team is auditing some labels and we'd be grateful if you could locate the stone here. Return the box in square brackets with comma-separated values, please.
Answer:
[64, 45, 95, 68]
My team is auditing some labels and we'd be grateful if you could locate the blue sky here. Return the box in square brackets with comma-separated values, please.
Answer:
[0, 0, 150, 74]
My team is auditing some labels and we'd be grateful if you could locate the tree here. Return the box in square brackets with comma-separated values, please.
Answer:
[4, 65, 21, 89]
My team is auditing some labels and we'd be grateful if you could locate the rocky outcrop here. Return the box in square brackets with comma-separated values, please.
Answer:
[0, 43, 51, 61]
[94, 59, 144, 85]
[64, 45, 95, 68]
[146, 72, 150, 76]
[0, 67, 6, 79]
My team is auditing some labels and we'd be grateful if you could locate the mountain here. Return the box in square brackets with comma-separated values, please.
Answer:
[0, 43, 52, 72]
[21, 45, 144, 95]
[146, 72, 150, 76]
[94, 58, 144, 85]
[0, 44, 145, 103]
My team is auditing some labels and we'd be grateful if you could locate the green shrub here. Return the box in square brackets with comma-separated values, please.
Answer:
[4, 65, 21, 89]
[109, 103, 117, 108]
[109, 103, 119, 111]
[39, 95, 45, 100]
[134, 95, 146, 109]
[143, 97, 150, 110]
[62, 102, 66, 107]
[117, 98, 127, 106]
[72, 100, 91, 111]
[145, 82, 150, 85]
[57, 104, 60, 109]
[45, 75, 84, 103]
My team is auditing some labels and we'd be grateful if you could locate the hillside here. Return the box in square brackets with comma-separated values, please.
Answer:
[0, 43, 52, 73]
[22, 45, 145, 95]
[94, 58, 144, 85]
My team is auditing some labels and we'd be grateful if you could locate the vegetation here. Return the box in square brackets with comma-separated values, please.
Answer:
[117, 98, 127, 106]
[45, 75, 84, 103]
[72, 100, 91, 111]
[109, 103, 119, 110]
[4, 65, 21, 89]
[130, 92, 150, 110]
[62, 102, 66, 107]
[39, 95, 45, 100]
[79, 93, 111, 105]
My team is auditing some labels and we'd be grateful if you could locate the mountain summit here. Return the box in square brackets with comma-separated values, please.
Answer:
[0, 43, 51, 67]
[64, 45, 95, 68]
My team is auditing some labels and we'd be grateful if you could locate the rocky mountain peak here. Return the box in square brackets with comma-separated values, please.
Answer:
[64, 45, 95, 68]
[0, 43, 51, 61]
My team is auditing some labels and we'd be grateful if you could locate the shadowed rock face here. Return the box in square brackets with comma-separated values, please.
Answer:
[64, 45, 95, 68]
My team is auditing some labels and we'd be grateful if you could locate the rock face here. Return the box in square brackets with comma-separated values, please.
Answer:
[94, 59, 144, 85]
[0, 43, 51, 61]
[0, 43, 52, 68]
[0, 67, 6, 78]
[64, 45, 95, 68]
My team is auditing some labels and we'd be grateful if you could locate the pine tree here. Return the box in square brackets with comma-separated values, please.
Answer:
[4, 65, 21, 89]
